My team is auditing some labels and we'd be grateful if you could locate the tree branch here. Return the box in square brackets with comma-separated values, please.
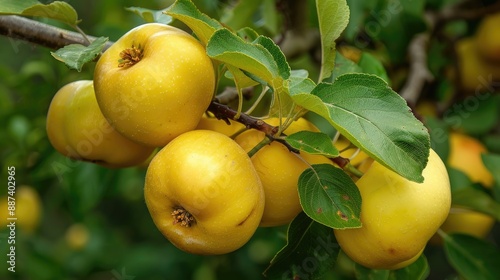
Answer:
[207, 101, 278, 136]
[400, 33, 433, 106]
[207, 101, 352, 168]
[0, 15, 113, 50]
[275, 0, 320, 59]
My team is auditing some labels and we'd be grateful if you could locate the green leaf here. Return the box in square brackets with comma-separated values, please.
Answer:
[448, 167, 472, 192]
[286, 131, 339, 157]
[316, 0, 350, 81]
[50, 37, 108, 72]
[207, 29, 296, 119]
[23, 1, 79, 26]
[482, 153, 500, 201]
[482, 154, 500, 183]
[355, 263, 390, 280]
[261, 0, 279, 34]
[0, 0, 79, 25]
[330, 52, 362, 81]
[451, 186, 500, 221]
[298, 164, 361, 229]
[484, 134, 500, 153]
[389, 254, 430, 280]
[354, 252, 429, 280]
[166, 0, 222, 45]
[207, 29, 281, 85]
[253, 36, 294, 118]
[292, 73, 430, 183]
[0, 0, 39, 14]
[444, 233, 500, 280]
[400, 0, 426, 18]
[236, 27, 259, 42]
[358, 52, 390, 84]
[224, 66, 259, 89]
[254, 36, 291, 80]
[220, 0, 263, 31]
[448, 95, 499, 135]
[125, 7, 172, 24]
[289, 70, 316, 96]
[264, 212, 340, 279]
[426, 116, 450, 162]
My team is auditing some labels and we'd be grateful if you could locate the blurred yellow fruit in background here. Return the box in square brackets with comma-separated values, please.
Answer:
[476, 12, 500, 62]
[65, 223, 90, 251]
[0, 186, 42, 233]
[448, 132, 493, 188]
[429, 208, 495, 245]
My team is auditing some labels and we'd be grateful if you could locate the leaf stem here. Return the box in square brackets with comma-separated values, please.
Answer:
[72, 24, 91, 45]
[244, 86, 268, 115]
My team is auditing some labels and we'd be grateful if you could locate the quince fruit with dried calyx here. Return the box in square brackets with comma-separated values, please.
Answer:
[94, 23, 216, 147]
[144, 130, 265, 254]
[46, 80, 154, 168]
[334, 149, 451, 270]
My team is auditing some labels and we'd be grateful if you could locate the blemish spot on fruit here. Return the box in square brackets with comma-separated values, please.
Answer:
[388, 248, 397, 255]
[118, 45, 143, 67]
[237, 207, 255, 226]
[172, 207, 195, 227]
[337, 210, 348, 221]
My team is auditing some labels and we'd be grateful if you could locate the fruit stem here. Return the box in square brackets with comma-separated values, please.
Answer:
[345, 163, 364, 178]
[171, 207, 195, 227]
[248, 137, 272, 158]
[118, 45, 143, 68]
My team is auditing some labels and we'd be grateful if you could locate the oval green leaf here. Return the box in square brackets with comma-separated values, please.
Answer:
[298, 164, 361, 229]
[166, 0, 222, 45]
[264, 212, 340, 279]
[51, 37, 108, 72]
[316, 0, 350, 82]
[285, 131, 339, 158]
[444, 233, 500, 280]
[389, 254, 430, 280]
[125, 7, 172, 24]
[292, 73, 430, 183]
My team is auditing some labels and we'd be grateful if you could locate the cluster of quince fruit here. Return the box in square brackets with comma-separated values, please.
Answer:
[46, 23, 452, 270]
[456, 12, 500, 91]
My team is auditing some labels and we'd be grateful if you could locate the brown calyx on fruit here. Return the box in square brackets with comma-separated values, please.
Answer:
[172, 207, 195, 227]
[118, 45, 143, 68]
